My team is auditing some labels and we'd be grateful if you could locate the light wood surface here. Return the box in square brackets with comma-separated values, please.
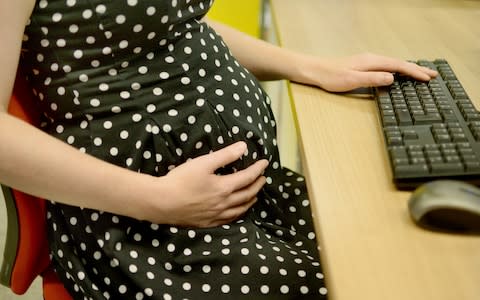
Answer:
[270, 0, 480, 299]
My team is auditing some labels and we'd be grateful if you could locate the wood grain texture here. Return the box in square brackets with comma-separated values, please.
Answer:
[270, 0, 480, 299]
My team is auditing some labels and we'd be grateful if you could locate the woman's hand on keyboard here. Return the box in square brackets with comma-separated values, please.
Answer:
[293, 52, 438, 92]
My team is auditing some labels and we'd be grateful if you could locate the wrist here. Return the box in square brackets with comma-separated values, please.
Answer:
[289, 53, 327, 87]
[125, 173, 170, 223]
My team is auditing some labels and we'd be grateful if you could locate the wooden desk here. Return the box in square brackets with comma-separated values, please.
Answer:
[270, 0, 480, 299]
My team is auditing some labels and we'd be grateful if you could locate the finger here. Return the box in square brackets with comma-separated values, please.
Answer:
[344, 70, 394, 89]
[217, 196, 258, 222]
[355, 54, 437, 81]
[226, 175, 266, 207]
[197, 141, 247, 171]
[222, 159, 268, 191]
[395, 62, 437, 81]
[198, 196, 257, 228]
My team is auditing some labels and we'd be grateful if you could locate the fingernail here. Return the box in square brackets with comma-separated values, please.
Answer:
[383, 73, 394, 84]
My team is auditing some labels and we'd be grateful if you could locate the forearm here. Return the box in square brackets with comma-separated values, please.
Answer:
[0, 112, 162, 221]
[205, 18, 318, 82]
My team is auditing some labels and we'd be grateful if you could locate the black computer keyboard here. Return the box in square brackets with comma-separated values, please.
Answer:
[375, 59, 480, 189]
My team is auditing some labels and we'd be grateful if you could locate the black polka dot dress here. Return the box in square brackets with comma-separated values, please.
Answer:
[21, 0, 328, 299]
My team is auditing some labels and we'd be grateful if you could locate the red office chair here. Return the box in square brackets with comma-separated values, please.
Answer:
[0, 72, 72, 300]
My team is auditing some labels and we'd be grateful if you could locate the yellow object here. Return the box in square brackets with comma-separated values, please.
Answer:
[207, 0, 262, 37]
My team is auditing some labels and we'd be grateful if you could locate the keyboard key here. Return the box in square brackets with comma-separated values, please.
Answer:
[395, 164, 429, 177]
[389, 146, 408, 159]
[387, 136, 403, 146]
[430, 162, 464, 174]
[375, 59, 480, 188]
[382, 116, 397, 126]
[396, 110, 413, 125]
[465, 161, 480, 171]
[402, 130, 418, 140]
[451, 133, 468, 142]
[413, 113, 443, 124]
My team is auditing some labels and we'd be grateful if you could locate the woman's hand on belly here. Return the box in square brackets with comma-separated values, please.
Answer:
[150, 141, 268, 228]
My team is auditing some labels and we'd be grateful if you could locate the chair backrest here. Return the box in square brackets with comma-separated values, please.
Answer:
[1, 72, 71, 299]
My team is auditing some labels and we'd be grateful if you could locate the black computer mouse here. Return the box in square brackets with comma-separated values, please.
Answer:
[408, 180, 480, 233]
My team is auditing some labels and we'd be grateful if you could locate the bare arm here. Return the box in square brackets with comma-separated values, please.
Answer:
[0, 1, 267, 227]
[205, 18, 438, 92]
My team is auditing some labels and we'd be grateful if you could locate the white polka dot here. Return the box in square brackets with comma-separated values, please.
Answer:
[159, 72, 169, 79]
[96, 4, 106, 14]
[52, 12, 62, 22]
[143, 151, 151, 159]
[146, 6, 156, 15]
[147, 104, 156, 113]
[57, 86, 65, 96]
[90, 99, 100, 107]
[119, 285, 127, 294]
[261, 285, 269, 294]
[144, 288, 153, 296]
[103, 121, 112, 129]
[153, 87, 163, 96]
[78, 74, 89, 82]
[181, 77, 191, 85]
[148, 32, 156, 40]
[221, 284, 230, 293]
[110, 147, 119, 156]
[146, 272, 154, 280]
[73, 50, 83, 59]
[182, 282, 191, 290]
[202, 265, 211, 273]
[56, 39, 66, 47]
[163, 124, 172, 132]
[116, 15, 126, 24]
[102, 47, 112, 55]
[99, 83, 109, 91]
[77, 271, 85, 280]
[138, 66, 148, 74]
[164, 278, 173, 286]
[147, 257, 156, 265]
[129, 264, 138, 273]
[82, 9, 93, 19]
[280, 285, 289, 294]
[132, 114, 142, 122]
[133, 24, 143, 32]
[202, 284, 211, 292]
